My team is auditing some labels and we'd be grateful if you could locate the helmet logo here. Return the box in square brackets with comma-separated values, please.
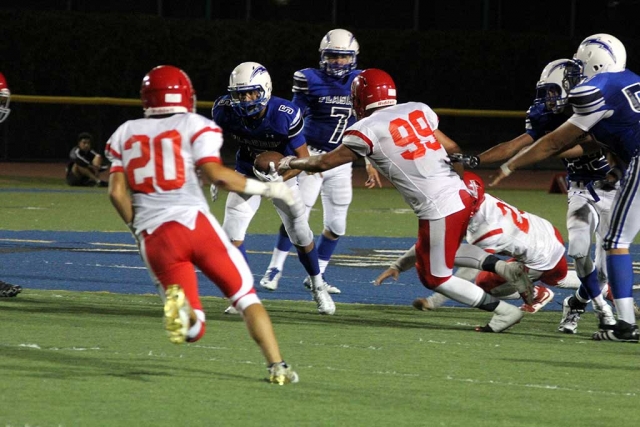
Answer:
[583, 37, 617, 63]
[250, 66, 268, 81]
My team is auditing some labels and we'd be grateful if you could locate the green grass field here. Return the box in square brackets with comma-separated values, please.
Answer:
[1, 176, 638, 426]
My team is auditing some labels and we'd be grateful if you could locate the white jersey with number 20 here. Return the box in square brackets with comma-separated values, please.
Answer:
[105, 113, 223, 234]
[342, 102, 466, 220]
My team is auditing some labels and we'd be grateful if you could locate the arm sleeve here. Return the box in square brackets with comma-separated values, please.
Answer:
[391, 245, 417, 272]
[192, 117, 224, 167]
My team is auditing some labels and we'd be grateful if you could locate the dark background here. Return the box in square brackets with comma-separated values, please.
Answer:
[2, 0, 640, 166]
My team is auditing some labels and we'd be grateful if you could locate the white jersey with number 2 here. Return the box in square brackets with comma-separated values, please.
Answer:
[467, 194, 565, 271]
[342, 102, 466, 220]
[105, 113, 223, 234]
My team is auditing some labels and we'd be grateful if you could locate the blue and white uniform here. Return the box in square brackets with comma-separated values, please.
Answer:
[211, 96, 312, 247]
[290, 68, 362, 235]
[566, 69, 640, 250]
[527, 100, 616, 290]
[566, 68, 640, 326]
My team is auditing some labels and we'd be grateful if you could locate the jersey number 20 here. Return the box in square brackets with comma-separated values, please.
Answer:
[124, 129, 185, 193]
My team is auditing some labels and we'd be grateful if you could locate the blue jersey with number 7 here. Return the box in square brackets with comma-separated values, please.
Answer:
[291, 68, 361, 152]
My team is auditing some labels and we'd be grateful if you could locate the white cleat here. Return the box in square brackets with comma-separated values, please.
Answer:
[224, 305, 239, 315]
[259, 267, 282, 291]
[303, 275, 341, 294]
[311, 283, 336, 315]
[558, 296, 585, 334]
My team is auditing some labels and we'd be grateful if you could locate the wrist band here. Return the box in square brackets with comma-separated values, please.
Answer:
[500, 163, 513, 177]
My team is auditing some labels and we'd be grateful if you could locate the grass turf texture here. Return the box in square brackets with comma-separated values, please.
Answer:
[2, 290, 637, 427]
[1, 177, 639, 425]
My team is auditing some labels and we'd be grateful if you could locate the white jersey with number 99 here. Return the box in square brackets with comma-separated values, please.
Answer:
[342, 102, 466, 220]
[105, 113, 223, 234]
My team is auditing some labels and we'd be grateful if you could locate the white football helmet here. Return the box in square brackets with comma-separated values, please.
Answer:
[564, 34, 627, 91]
[0, 72, 10, 123]
[228, 62, 272, 117]
[319, 29, 359, 77]
[534, 59, 572, 114]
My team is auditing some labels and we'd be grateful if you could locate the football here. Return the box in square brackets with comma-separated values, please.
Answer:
[254, 151, 284, 173]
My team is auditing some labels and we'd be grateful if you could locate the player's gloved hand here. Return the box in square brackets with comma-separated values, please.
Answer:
[209, 183, 219, 202]
[253, 162, 283, 183]
[263, 182, 296, 206]
[450, 153, 480, 169]
[277, 156, 296, 173]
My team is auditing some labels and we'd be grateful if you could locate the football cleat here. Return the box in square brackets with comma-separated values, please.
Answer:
[164, 285, 192, 344]
[592, 320, 639, 342]
[558, 296, 586, 334]
[259, 267, 282, 291]
[268, 362, 299, 385]
[223, 305, 239, 315]
[476, 301, 523, 333]
[303, 274, 341, 294]
[310, 282, 336, 315]
[0, 280, 22, 298]
[519, 286, 554, 313]
[594, 304, 616, 331]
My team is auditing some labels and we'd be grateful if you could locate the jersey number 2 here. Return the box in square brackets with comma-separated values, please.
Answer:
[124, 130, 185, 194]
[389, 110, 442, 160]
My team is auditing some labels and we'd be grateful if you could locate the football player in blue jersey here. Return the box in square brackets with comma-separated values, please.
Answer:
[457, 59, 618, 333]
[211, 62, 335, 315]
[259, 29, 369, 294]
[492, 34, 640, 342]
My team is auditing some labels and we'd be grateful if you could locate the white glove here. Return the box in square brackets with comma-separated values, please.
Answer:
[252, 162, 283, 182]
[263, 182, 296, 206]
[278, 156, 296, 172]
[244, 179, 296, 207]
[210, 183, 218, 202]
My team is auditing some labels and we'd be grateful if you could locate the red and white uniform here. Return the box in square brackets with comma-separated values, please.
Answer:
[105, 113, 259, 318]
[469, 194, 570, 290]
[343, 102, 467, 220]
[343, 102, 473, 288]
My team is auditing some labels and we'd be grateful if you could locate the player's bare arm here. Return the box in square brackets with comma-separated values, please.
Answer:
[478, 133, 535, 165]
[108, 172, 134, 225]
[491, 121, 586, 186]
[280, 144, 359, 173]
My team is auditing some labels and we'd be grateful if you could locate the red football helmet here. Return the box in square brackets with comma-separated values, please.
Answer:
[351, 68, 397, 120]
[463, 171, 486, 216]
[140, 65, 196, 117]
[0, 72, 11, 123]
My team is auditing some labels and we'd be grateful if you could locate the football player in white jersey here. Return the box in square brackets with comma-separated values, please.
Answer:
[376, 172, 600, 320]
[0, 72, 23, 298]
[105, 65, 298, 384]
[279, 69, 535, 333]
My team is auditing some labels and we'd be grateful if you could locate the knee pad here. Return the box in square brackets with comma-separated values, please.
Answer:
[285, 218, 314, 247]
[324, 206, 348, 237]
[222, 193, 259, 242]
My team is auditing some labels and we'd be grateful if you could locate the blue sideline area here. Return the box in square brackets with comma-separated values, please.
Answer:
[1, 230, 639, 311]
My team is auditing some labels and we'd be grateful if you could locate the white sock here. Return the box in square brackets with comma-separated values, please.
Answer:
[319, 259, 329, 274]
[268, 248, 290, 270]
[615, 298, 637, 325]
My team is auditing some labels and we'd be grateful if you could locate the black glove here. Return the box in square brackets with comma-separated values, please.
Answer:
[450, 153, 480, 169]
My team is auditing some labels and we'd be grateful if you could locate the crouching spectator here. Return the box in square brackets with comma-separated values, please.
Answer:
[65, 132, 108, 187]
